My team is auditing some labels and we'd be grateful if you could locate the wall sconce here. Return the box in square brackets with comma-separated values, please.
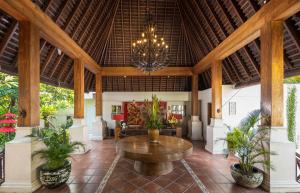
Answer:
[19, 110, 26, 118]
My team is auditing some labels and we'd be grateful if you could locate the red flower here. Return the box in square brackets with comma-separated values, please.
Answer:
[0, 119, 17, 124]
[3, 112, 16, 118]
[0, 127, 16, 133]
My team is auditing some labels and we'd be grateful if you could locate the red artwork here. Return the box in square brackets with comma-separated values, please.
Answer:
[123, 101, 167, 125]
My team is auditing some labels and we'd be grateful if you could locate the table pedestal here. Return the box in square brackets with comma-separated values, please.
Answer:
[134, 161, 173, 176]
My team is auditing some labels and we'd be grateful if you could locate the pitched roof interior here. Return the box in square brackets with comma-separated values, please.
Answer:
[0, 0, 299, 92]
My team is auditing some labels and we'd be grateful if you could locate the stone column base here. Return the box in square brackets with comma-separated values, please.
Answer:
[0, 128, 45, 193]
[205, 118, 227, 154]
[70, 118, 91, 154]
[90, 116, 104, 141]
[189, 116, 202, 140]
[264, 127, 300, 192]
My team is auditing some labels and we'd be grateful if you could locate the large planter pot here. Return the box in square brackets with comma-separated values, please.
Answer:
[230, 163, 263, 189]
[40, 160, 71, 189]
[148, 129, 159, 143]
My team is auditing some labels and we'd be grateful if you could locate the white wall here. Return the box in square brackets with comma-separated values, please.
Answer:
[199, 84, 300, 145]
[199, 85, 261, 141]
[102, 92, 191, 129]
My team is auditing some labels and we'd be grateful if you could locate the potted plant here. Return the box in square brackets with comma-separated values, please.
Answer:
[223, 110, 275, 189]
[144, 95, 162, 143]
[32, 121, 84, 188]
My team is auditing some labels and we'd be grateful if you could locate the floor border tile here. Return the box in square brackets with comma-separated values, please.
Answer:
[96, 155, 120, 193]
[181, 159, 210, 193]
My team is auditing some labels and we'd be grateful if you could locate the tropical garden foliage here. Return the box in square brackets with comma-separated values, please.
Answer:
[286, 86, 297, 142]
[0, 72, 74, 121]
[285, 76, 300, 84]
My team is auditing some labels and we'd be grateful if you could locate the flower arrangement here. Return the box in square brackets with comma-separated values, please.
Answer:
[167, 113, 178, 126]
[144, 95, 162, 130]
[0, 112, 16, 149]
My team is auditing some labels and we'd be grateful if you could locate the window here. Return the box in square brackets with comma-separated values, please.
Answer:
[112, 105, 122, 114]
[171, 105, 185, 116]
[229, 102, 236, 115]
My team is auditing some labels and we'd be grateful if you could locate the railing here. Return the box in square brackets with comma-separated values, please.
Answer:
[0, 150, 4, 185]
[296, 152, 300, 183]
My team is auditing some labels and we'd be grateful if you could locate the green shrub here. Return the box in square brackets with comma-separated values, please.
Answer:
[286, 86, 297, 142]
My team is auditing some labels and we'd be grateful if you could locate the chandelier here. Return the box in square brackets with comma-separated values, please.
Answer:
[132, 13, 169, 73]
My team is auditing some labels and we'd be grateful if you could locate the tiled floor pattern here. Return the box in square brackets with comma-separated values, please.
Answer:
[101, 158, 203, 193]
[35, 140, 116, 193]
[35, 139, 267, 193]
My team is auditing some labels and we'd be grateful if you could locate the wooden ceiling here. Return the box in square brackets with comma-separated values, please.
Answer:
[0, 0, 299, 92]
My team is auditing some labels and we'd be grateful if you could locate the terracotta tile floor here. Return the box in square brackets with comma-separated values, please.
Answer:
[35, 139, 267, 193]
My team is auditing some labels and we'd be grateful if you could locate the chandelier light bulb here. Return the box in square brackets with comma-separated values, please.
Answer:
[162, 42, 165, 45]
[157, 44, 160, 47]
[151, 28, 154, 31]
[154, 35, 157, 38]
[142, 33, 145, 37]
[153, 39, 157, 43]
[132, 43, 136, 46]
[144, 39, 147, 42]
[161, 38, 164, 41]
[166, 45, 168, 48]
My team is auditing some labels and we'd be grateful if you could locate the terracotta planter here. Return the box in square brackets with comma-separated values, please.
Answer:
[230, 163, 263, 189]
[148, 129, 159, 143]
[40, 160, 71, 189]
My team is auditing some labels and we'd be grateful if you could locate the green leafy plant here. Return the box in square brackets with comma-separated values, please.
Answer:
[32, 122, 84, 170]
[41, 105, 57, 128]
[286, 86, 297, 142]
[144, 95, 162, 130]
[224, 110, 275, 175]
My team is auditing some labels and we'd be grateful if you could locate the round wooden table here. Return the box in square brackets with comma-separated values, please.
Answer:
[116, 135, 193, 176]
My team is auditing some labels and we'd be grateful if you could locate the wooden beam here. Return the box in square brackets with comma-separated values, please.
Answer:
[101, 67, 193, 76]
[96, 73, 102, 116]
[74, 59, 85, 118]
[17, 21, 40, 126]
[0, 0, 101, 73]
[211, 60, 222, 119]
[191, 74, 199, 116]
[261, 21, 284, 126]
[193, 0, 300, 73]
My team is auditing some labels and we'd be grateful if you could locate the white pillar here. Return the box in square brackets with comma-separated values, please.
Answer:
[205, 118, 226, 154]
[70, 118, 91, 153]
[269, 127, 300, 192]
[0, 128, 45, 193]
[91, 116, 104, 140]
[190, 116, 202, 140]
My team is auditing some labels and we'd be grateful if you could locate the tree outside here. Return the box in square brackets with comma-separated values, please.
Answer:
[0, 72, 74, 124]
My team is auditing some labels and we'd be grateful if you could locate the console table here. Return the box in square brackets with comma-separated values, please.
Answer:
[116, 135, 193, 176]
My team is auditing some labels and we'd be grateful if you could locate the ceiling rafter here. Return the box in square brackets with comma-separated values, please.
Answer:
[95, 0, 120, 63]
[40, 0, 77, 74]
[214, 0, 257, 78]
[49, 0, 95, 79]
[0, 20, 17, 56]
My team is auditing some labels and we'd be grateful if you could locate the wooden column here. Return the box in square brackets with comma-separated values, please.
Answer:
[191, 74, 199, 116]
[18, 21, 40, 127]
[95, 73, 102, 116]
[74, 59, 85, 118]
[260, 21, 284, 126]
[211, 60, 222, 119]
